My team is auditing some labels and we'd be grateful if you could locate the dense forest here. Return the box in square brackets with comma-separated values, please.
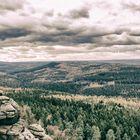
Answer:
[7, 90, 140, 140]
[1, 62, 140, 139]
[0, 62, 140, 97]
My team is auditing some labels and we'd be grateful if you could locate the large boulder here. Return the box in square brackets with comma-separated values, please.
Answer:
[29, 124, 53, 140]
[0, 119, 38, 140]
[0, 96, 20, 125]
[0, 96, 53, 140]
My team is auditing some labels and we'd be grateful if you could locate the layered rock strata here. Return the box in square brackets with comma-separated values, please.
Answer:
[0, 96, 52, 140]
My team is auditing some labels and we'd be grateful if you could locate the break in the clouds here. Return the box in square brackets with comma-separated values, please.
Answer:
[0, 0, 140, 61]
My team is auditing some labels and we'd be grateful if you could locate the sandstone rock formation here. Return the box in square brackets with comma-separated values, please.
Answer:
[0, 96, 52, 140]
[0, 119, 37, 140]
[29, 124, 53, 140]
[0, 96, 20, 125]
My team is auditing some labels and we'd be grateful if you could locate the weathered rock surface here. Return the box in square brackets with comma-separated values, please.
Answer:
[29, 124, 53, 140]
[0, 96, 20, 125]
[0, 96, 53, 140]
[0, 119, 37, 140]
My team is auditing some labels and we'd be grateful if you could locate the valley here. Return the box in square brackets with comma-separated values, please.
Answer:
[0, 60, 140, 140]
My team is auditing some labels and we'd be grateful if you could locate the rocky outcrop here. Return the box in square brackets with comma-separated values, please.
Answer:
[29, 124, 53, 140]
[0, 119, 37, 140]
[0, 96, 53, 140]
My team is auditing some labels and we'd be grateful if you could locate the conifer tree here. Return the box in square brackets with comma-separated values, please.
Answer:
[91, 125, 101, 140]
[106, 129, 115, 140]
[130, 127, 139, 140]
[76, 127, 84, 140]
[115, 127, 121, 140]
[84, 123, 92, 140]
[122, 133, 130, 140]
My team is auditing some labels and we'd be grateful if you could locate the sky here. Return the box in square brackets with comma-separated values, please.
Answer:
[0, 0, 140, 61]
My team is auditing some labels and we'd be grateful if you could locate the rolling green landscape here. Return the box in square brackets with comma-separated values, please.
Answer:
[0, 60, 140, 140]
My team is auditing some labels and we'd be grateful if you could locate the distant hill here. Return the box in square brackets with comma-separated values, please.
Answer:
[0, 61, 47, 73]
[0, 60, 139, 97]
[0, 59, 139, 73]
[99, 59, 140, 65]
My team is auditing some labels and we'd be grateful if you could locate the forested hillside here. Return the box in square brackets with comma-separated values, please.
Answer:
[7, 90, 140, 140]
[0, 61, 140, 97]
[0, 61, 140, 139]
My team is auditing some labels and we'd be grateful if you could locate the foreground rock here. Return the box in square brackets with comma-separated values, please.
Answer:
[0, 119, 37, 140]
[0, 96, 20, 125]
[29, 124, 53, 140]
[0, 96, 53, 140]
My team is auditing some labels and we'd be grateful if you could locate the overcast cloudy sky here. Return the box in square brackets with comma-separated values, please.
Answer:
[0, 0, 140, 61]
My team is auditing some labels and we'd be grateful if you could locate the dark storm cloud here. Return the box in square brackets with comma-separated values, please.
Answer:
[1, 21, 140, 49]
[0, 0, 26, 12]
[0, 0, 139, 49]
[32, 22, 108, 45]
[44, 10, 54, 17]
[0, 0, 139, 61]
[122, 2, 140, 11]
[32, 26, 95, 46]
[68, 7, 89, 19]
[0, 0, 140, 50]
[33, 24, 140, 47]
[0, 28, 31, 40]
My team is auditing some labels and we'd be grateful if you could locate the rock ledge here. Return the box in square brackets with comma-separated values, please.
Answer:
[0, 96, 53, 140]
